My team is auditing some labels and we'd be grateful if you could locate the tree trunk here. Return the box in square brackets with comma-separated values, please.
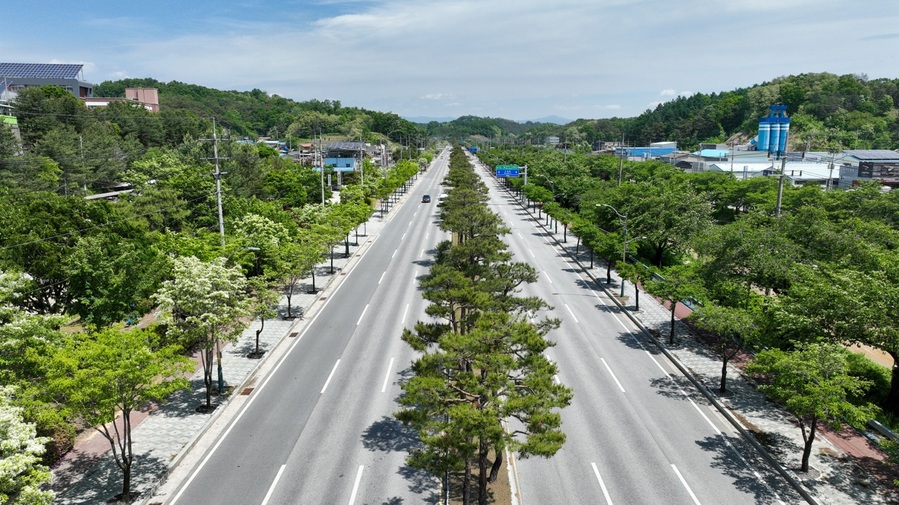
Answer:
[254, 316, 265, 355]
[801, 417, 817, 472]
[478, 439, 488, 505]
[488, 450, 503, 483]
[285, 283, 294, 317]
[203, 348, 213, 408]
[606, 261, 611, 284]
[122, 463, 131, 503]
[720, 354, 728, 394]
[669, 302, 676, 345]
[462, 457, 471, 505]
[575, 236, 580, 254]
[884, 352, 899, 416]
[635, 288, 640, 311]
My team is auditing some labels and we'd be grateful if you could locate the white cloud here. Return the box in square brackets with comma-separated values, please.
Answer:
[5, 0, 898, 119]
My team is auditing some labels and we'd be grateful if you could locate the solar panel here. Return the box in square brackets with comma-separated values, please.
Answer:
[846, 149, 899, 161]
[0, 62, 83, 80]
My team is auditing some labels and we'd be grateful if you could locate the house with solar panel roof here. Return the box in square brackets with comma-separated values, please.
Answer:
[0, 62, 95, 98]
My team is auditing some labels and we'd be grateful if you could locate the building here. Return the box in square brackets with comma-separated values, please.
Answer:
[614, 141, 678, 161]
[708, 160, 837, 187]
[0, 62, 94, 98]
[836, 150, 899, 189]
[83, 87, 160, 112]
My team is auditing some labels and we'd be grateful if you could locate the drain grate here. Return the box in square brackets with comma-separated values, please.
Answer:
[240, 388, 254, 395]
[320, 296, 328, 300]
[288, 332, 298, 338]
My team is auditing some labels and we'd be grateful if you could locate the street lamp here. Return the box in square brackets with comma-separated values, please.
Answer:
[596, 204, 628, 298]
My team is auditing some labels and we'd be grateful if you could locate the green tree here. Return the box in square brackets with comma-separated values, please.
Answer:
[153, 256, 250, 410]
[643, 265, 700, 345]
[65, 234, 166, 328]
[745, 343, 878, 472]
[46, 326, 190, 503]
[0, 386, 54, 505]
[688, 303, 757, 393]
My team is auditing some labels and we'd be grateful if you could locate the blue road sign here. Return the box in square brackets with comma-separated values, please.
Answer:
[496, 165, 520, 177]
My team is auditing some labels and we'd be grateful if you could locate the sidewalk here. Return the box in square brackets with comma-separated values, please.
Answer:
[474, 157, 898, 505]
[47, 181, 421, 505]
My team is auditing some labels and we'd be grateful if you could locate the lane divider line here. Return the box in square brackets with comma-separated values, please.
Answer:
[347, 465, 364, 505]
[260, 464, 286, 505]
[357, 304, 369, 326]
[382, 357, 395, 393]
[591, 462, 614, 505]
[321, 360, 341, 394]
[671, 464, 701, 505]
[600, 358, 626, 393]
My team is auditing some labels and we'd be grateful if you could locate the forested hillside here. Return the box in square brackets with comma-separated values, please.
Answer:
[429, 73, 899, 152]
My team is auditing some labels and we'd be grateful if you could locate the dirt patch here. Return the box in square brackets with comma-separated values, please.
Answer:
[449, 449, 512, 505]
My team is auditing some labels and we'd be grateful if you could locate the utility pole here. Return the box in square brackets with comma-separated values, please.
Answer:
[319, 132, 325, 205]
[775, 157, 786, 217]
[204, 117, 227, 247]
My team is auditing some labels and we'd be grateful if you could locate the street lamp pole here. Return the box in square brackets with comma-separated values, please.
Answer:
[597, 204, 628, 298]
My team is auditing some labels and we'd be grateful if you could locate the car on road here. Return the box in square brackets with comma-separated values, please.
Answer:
[421, 194, 431, 203]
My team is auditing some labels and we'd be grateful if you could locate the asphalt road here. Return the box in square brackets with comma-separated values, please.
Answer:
[166, 150, 452, 505]
[166, 148, 798, 505]
[472, 154, 798, 505]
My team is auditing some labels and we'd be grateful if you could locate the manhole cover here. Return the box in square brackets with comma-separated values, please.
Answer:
[240, 388, 254, 395]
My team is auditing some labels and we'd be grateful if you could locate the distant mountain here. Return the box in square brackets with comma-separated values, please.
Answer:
[404, 116, 457, 124]
[528, 115, 571, 125]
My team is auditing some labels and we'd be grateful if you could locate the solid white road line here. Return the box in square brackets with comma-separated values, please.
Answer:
[347, 465, 364, 505]
[382, 357, 395, 393]
[260, 465, 286, 505]
[671, 464, 702, 505]
[564, 303, 578, 323]
[378, 272, 386, 285]
[647, 351, 670, 377]
[321, 360, 341, 394]
[356, 304, 369, 326]
[591, 462, 614, 505]
[600, 358, 625, 393]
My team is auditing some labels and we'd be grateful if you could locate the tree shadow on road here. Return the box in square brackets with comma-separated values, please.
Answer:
[361, 415, 440, 504]
[695, 433, 800, 504]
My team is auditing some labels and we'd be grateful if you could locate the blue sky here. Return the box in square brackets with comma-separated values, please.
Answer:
[3, 0, 898, 121]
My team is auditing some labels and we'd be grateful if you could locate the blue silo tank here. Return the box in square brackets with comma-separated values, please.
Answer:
[778, 121, 790, 154]
[758, 121, 771, 152]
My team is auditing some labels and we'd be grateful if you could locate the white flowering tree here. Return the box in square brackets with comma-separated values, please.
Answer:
[153, 256, 250, 411]
[0, 386, 54, 505]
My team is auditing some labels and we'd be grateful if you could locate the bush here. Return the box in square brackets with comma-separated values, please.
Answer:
[844, 350, 891, 406]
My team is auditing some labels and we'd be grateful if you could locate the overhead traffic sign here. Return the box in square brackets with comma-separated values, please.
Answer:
[496, 164, 520, 177]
